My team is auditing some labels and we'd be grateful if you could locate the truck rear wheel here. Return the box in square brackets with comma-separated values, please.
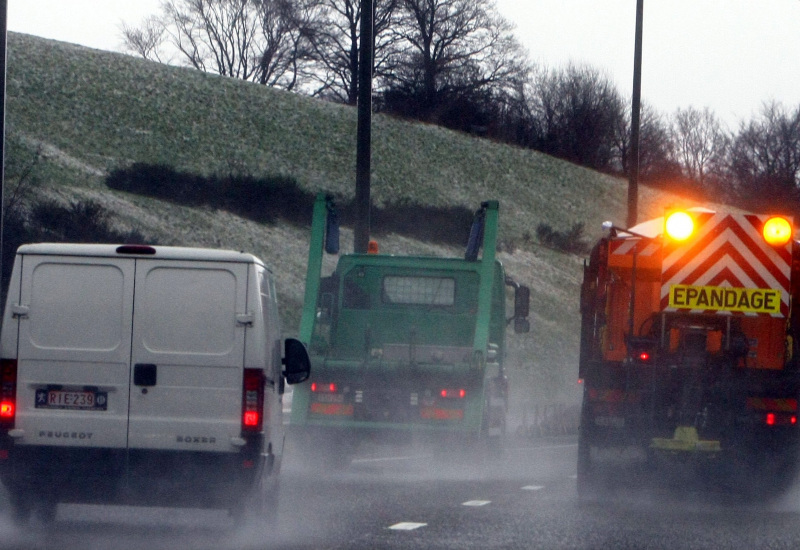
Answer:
[576, 435, 598, 502]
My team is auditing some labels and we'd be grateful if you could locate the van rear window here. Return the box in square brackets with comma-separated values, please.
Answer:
[30, 263, 125, 351]
[138, 267, 238, 355]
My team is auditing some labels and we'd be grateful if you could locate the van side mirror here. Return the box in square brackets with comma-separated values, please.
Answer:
[283, 338, 311, 385]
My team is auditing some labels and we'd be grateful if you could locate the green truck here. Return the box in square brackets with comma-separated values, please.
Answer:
[290, 194, 530, 463]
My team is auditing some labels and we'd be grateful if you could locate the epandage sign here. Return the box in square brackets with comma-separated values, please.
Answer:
[668, 284, 782, 315]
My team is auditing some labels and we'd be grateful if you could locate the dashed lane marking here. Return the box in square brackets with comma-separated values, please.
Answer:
[389, 522, 427, 530]
[462, 500, 491, 506]
[351, 454, 432, 464]
[521, 485, 545, 491]
[506, 443, 578, 453]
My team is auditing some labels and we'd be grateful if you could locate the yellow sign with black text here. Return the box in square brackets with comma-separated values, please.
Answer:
[668, 284, 782, 314]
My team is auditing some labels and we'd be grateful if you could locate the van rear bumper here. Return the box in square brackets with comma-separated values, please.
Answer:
[0, 445, 271, 509]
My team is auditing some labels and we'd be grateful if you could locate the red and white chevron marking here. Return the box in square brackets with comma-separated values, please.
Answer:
[660, 213, 792, 317]
[609, 238, 660, 258]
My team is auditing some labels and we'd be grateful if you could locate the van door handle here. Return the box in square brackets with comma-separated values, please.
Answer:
[134, 364, 157, 387]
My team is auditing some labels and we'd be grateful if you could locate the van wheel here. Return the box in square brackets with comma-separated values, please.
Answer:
[37, 500, 58, 525]
[9, 494, 33, 525]
[231, 475, 281, 526]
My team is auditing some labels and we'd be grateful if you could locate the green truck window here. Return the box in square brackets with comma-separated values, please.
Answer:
[382, 276, 455, 306]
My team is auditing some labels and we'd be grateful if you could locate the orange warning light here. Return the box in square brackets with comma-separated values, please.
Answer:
[665, 211, 695, 241]
[763, 216, 792, 246]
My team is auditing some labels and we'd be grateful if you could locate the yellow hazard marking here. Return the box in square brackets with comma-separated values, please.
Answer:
[668, 284, 781, 314]
[650, 426, 721, 453]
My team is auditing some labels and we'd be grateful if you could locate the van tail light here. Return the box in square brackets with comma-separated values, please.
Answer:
[0, 360, 17, 428]
[242, 369, 265, 433]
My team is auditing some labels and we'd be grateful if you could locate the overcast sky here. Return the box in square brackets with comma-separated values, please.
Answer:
[8, 0, 800, 128]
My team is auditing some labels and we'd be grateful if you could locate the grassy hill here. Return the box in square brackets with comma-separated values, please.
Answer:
[3, 32, 719, 422]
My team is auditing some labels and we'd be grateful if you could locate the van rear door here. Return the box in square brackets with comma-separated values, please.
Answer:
[127, 259, 249, 453]
[14, 254, 135, 449]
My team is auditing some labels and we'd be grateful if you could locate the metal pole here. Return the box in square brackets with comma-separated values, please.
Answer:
[627, 0, 643, 229]
[354, 0, 374, 254]
[0, 0, 7, 294]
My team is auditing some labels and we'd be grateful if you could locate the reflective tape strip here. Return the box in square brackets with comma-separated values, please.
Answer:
[309, 403, 354, 416]
[746, 397, 798, 412]
[419, 407, 464, 420]
[610, 239, 660, 257]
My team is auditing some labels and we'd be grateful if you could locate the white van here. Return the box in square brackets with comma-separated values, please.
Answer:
[0, 243, 310, 523]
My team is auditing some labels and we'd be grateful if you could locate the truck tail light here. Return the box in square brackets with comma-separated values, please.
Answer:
[311, 382, 338, 393]
[242, 368, 264, 433]
[765, 412, 797, 426]
[627, 336, 658, 364]
[0, 360, 17, 427]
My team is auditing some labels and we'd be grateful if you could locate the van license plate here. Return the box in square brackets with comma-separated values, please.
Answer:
[35, 390, 108, 411]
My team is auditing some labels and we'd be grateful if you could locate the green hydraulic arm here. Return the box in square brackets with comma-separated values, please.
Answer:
[298, 193, 330, 347]
[471, 200, 499, 364]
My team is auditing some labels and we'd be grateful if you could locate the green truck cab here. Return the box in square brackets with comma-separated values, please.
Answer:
[290, 194, 529, 462]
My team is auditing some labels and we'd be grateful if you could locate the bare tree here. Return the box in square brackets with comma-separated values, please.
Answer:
[608, 99, 679, 185]
[122, 16, 168, 63]
[381, 0, 527, 125]
[531, 64, 625, 171]
[164, 0, 262, 80]
[670, 106, 729, 188]
[304, 0, 399, 104]
[123, 0, 316, 90]
[728, 101, 800, 208]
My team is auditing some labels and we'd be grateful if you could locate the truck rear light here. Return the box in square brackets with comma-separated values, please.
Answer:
[0, 360, 17, 426]
[440, 389, 466, 399]
[242, 369, 264, 433]
[311, 382, 337, 393]
[765, 412, 797, 426]
[626, 337, 658, 364]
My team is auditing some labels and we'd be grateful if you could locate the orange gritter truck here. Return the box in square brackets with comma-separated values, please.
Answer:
[578, 208, 800, 498]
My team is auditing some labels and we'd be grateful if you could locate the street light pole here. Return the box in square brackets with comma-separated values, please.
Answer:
[354, 0, 374, 254]
[0, 0, 7, 291]
[628, 0, 643, 229]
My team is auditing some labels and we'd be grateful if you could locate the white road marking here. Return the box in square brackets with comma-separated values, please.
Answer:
[506, 443, 578, 453]
[351, 454, 432, 464]
[462, 500, 491, 506]
[521, 485, 545, 491]
[389, 522, 427, 530]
